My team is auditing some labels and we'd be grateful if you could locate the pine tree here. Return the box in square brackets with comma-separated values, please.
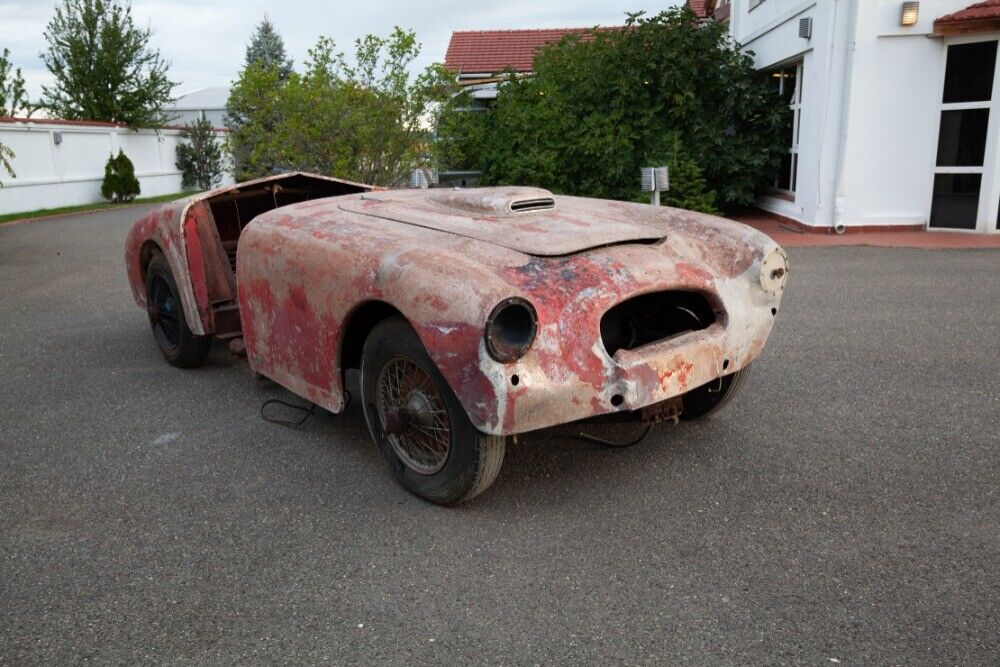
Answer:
[176, 117, 224, 190]
[226, 16, 293, 180]
[40, 0, 176, 127]
[645, 132, 717, 214]
[244, 15, 293, 79]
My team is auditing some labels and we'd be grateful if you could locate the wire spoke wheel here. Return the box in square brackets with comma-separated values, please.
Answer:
[375, 355, 452, 475]
[150, 274, 181, 349]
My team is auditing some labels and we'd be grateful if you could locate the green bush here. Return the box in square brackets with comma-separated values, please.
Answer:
[100, 150, 140, 202]
[434, 8, 787, 212]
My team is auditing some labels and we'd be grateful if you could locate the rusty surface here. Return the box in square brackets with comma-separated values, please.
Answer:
[641, 395, 684, 425]
[233, 186, 787, 435]
[124, 172, 374, 337]
[127, 177, 786, 436]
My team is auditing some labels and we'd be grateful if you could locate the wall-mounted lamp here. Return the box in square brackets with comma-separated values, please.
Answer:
[900, 1, 919, 26]
[52, 131, 63, 145]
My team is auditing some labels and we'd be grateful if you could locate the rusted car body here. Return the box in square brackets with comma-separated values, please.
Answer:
[125, 172, 787, 503]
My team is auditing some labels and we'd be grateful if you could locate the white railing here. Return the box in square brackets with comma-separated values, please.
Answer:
[0, 118, 233, 217]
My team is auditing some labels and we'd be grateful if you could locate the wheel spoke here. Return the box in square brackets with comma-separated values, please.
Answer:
[375, 356, 452, 475]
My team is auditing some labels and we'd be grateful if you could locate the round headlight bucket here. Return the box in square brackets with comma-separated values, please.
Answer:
[759, 248, 789, 293]
[485, 298, 537, 363]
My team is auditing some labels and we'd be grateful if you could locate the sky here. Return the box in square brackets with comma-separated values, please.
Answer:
[0, 0, 683, 101]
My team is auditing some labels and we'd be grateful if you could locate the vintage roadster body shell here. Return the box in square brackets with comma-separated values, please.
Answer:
[126, 174, 786, 437]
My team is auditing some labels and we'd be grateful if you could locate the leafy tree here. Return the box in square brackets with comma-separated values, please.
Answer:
[244, 15, 294, 79]
[40, 0, 176, 127]
[0, 48, 29, 116]
[100, 150, 140, 201]
[1, 48, 28, 182]
[225, 16, 294, 180]
[225, 61, 286, 181]
[176, 117, 225, 190]
[339, 30, 452, 185]
[228, 28, 450, 186]
[435, 8, 786, 211]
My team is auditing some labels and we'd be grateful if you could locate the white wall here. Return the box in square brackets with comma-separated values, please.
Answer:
[0, 119, 232, 216]
[729, 0, 983, 230]
[729, 0, 829, 227]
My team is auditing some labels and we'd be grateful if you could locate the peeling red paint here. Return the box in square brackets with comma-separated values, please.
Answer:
[127, 176, 787, 436]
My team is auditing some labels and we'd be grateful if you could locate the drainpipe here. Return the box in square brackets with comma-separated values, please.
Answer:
[817, 0, 860, 233]
[832, 0, 860, 233]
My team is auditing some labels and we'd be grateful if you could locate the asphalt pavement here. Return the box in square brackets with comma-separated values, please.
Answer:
[1, 205, 998, 664]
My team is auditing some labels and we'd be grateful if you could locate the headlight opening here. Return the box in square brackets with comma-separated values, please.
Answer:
[485, 298, 537, 363]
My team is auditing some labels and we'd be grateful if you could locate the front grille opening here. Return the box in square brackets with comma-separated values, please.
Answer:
[600, 290, 717, 357]
[510, 197, 555, 213]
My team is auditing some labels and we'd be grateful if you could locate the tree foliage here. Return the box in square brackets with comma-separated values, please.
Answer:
[226, 28, 450, 186]
[101, 150, 140, 201]
[225, 16, 294, 179]
[176, 117, 225, 191]
[0, 48, 27, 182]
[642, 131, 717, 213]
[0, 48, 29, 116]
[225, 60, 285, 181]
[435, 8, 787, 211]
[244, 15, 294, 79]
[0, 143, 13, 184]
[40, 0, 176, 127]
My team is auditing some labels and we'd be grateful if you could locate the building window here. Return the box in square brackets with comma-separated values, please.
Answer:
[770, 63, 802, 194]
[930, 41, 998, 230]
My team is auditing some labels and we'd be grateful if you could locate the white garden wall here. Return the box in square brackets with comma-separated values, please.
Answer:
[0, 118, 232, 217]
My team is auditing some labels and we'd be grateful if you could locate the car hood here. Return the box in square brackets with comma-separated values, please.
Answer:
[338, 187, 668, 257]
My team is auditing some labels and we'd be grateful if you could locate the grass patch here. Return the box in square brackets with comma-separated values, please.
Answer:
[0, 190, 194, 224]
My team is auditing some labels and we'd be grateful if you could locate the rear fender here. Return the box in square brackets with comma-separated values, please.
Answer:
[124, 202, 206, 336]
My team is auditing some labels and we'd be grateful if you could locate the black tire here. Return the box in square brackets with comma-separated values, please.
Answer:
[360, 317, 506, 505]
[145, 252, 211, 368]
[680, 367, 750, 420]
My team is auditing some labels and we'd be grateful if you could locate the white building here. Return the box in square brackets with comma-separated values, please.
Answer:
[165, 86, 229, 127]
[693, 0, 1000, 234]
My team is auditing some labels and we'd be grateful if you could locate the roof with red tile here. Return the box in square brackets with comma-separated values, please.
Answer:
[443, 27, 618, 75]
[686, 0, 711, 18]
[935, 0, 1000, 25]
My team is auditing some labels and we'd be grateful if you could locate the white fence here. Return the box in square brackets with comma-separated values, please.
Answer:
[0, 118, 233, 217]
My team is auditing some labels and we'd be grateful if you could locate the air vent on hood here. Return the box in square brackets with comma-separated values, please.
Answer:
[510, 197, 555, 213]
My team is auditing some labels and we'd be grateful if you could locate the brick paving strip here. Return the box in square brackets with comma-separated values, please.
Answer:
[734, 210, 1000, 249]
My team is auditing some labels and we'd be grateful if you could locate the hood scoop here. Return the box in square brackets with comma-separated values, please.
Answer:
[340, 187, 666, 257]
[509, 197, 555, 213]
[424, 187, 556, 218]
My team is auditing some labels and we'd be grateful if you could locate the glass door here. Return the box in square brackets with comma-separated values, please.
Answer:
[930, 39, 999, 231]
